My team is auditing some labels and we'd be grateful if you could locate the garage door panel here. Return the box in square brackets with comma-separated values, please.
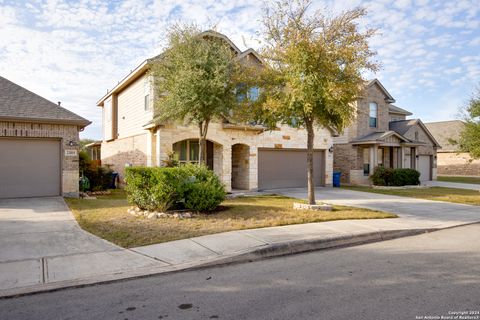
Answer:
[418, 155, 431, 181]
[258, 149, 325, 190]
[0, 139, 61, 198]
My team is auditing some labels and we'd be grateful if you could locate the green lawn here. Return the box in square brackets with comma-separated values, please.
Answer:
[343, 185, 480, 206]
[437, 176, 480, 185]
[65, 190, 396, 248]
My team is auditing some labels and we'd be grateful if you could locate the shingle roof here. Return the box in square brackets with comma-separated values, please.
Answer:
[351, 131, 410, 143]
[425, 120, 465, 152]
[0, 76, 90, 127]
[389, 104, 412, 116]
[389, 119, 419, 135]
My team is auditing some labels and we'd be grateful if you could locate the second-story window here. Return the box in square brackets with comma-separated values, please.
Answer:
[144, 94, 151, 111]
[369, 102, 377, 128]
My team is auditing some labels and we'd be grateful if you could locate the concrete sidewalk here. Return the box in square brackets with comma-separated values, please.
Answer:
[1, 188, 479, 298]
[423, 180, 480, 191]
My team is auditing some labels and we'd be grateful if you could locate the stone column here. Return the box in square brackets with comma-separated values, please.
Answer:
[248, 146, 258, 190]
[369, 145, 378, 174]
[222, 144, 232, 192]
[156, 128, 161, 166]
[146, 130, 153, 167]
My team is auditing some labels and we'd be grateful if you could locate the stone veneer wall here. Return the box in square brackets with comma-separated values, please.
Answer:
[231, 144, 250, 190]
[437, 152, 480, 176]
[0, 121, 81, 197]
[101, 133, 148, 181]
[157, 122, 333, 191]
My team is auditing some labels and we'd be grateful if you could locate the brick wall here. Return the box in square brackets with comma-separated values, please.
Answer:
[437, 152, 480, 176]
[0, 121, 81, 197]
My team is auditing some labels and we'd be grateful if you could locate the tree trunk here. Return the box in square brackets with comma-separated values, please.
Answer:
[305, 119, 315, 205]
[198, 119, 210, 166]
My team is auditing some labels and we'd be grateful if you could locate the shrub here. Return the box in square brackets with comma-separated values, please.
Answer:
[124, 164, 226, 212]
[370, 166, 420, 186]
[79, 151, 113, 191]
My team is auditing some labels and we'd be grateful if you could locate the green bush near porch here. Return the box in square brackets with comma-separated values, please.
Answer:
[370, 166, 420, 186]
[124, 164, 226, 212]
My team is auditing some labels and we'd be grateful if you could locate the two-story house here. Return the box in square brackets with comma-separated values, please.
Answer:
[333, 79, 440, 185]
[96, 31, 333, 191]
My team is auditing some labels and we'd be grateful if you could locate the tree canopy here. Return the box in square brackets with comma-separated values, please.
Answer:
[150, 25, 242, 164]
[458, 86, 480, 159]
[258, 0, 380, 203]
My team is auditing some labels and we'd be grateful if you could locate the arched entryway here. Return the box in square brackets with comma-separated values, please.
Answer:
[231, 143, 250, 190]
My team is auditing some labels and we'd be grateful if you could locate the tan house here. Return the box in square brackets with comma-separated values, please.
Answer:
[96, 31, 333, 191]
[333, 79, 440, 185]
[425, 120, 480, 176]
[0, 76, 90, 198]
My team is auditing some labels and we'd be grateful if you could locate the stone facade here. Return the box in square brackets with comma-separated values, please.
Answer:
[155, 122, 333, 191]
[437, 152, 480, 176]
[0, 121, 81, 197]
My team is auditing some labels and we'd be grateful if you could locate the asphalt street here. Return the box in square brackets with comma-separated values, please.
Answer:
[1, 224, 479, 320]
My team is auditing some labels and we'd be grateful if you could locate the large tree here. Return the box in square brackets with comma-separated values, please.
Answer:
[150, 25, 241, 165]
[259, 0, 379, 204]
[457, 86, 480, 159]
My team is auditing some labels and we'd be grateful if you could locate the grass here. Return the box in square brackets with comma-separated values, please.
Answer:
[65, 190, 396, 248]
[343, 185, 480, 206]
[437, 176, 480, 185]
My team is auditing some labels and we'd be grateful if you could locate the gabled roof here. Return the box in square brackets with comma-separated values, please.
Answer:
[389, 104, 412, 116]
[0, 76, 90, 127]
[425, 120, 465, 152]
[367, 79, 395, 103]
[389, 119, 441, 147]
[97, 31, 263, 107]
[351, 130, 410, 144]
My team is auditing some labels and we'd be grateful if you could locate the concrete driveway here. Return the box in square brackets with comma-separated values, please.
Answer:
[272, 187, 480, 227]
[423, 180, 480, 191]
[0, 197, 161, 291]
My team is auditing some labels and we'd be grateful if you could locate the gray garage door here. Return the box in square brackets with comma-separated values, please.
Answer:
[0, 139, 61, 199]
[418, 155, 432, 181]
[258, 149, 325, 190]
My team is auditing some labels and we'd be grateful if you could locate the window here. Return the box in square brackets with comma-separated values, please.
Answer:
[369, 102, 377, 128]
[248, 87, 260, 101]
[363, 148, 370, 176]
[144, 94, 151, 111]
[174, 140, 199, 164]
[236, 85, 260, 102]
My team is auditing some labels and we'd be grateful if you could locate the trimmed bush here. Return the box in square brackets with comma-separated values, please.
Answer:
[370, 166, 420, 186]
[124, 164, 226, 212]
[79, 151, 113, 191]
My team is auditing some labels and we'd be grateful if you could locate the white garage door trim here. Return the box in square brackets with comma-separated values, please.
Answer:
[0, 138, 62, 199]
[258, 148, 326, 190]
[418, 155, 432, 181]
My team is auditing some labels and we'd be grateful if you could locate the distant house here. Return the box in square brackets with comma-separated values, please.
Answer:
[333, 79, 441, 184]
[85, 141, 102, 166]
[425, 120, 480, 176]
[0, 76, 90, 198]
[96, 31, 334, 191]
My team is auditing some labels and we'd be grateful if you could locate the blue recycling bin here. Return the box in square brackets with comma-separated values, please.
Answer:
[110, 172, 119, 189]
[332, 171, 341, 187]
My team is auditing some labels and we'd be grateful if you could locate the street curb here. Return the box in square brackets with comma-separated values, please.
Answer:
[0, 227, 442, 300]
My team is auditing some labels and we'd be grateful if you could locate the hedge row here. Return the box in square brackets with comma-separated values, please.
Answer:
[370, 166, 420, 186]
[124, 164, 226, 212]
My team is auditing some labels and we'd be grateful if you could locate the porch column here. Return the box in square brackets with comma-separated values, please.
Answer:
[155, 128, 161, 166]
[146, 130, 153, 167]
[369, 145, 378, 174]
[248, 146, 258, 190]
[222, 145, 232, 192]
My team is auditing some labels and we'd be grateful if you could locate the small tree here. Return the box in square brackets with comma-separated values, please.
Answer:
[259, 0, 379, 204]
[457, 86, 480, 159]
[150, 25, 241, 165]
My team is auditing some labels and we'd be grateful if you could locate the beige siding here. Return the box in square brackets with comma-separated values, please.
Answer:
[103, 97, 113, 141]
[117, 74, 154, 139]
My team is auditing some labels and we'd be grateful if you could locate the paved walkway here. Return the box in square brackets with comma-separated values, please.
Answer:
[1, 189, 479, 297]
[0, 197, 161, 292]
[423, 180, 480, 191]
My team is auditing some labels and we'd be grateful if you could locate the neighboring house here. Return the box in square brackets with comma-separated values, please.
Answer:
[85, 141, 102, 166]
[425, 120, 480, 176]
[333, 79, 440, 185]
[0, 76, 90, 198]
[96, 31, 333, 191]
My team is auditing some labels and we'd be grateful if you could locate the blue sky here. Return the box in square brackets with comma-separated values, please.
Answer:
[0, 0, 479, 140]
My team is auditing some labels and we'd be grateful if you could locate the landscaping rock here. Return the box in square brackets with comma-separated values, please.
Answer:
[147, 212, 156, 219]
[293, 202, 333, 211]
